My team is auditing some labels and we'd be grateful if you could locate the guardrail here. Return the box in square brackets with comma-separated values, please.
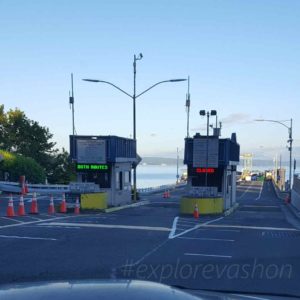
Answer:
[0, 181, 100, 194]
[137, 182, 186, 195]
[0, 181, 69, 194]
[0, 180, 186, 195]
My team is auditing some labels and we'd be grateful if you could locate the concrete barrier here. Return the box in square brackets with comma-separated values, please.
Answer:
[81, 193, 107, 210]
[180, 197, 223, 215]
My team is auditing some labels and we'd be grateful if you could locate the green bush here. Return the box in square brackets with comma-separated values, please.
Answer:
[0, 150, 46, 183]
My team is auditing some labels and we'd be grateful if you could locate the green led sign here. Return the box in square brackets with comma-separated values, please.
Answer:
[76, 163, 109, 171]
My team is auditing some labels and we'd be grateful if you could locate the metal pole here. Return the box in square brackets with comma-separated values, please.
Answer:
[71, 73, 75, 136]
[176, 147, 179, 184]
[186, 76, 190, 138]
[205, 112, 209, 187]
[289, 118, 293, 192]
[133, 55, 137, 202]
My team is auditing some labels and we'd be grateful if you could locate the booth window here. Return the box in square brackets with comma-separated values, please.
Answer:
[116, 171, 123, 190]
[124, 171, 130, 184]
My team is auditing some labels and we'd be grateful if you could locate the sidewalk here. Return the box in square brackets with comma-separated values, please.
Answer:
[272, 180, 300, 220]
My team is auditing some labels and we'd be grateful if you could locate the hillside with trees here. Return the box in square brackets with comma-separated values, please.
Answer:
[0, 105, 75, 184]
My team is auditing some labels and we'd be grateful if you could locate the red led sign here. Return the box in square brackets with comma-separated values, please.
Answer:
[196, 168, 215, 174]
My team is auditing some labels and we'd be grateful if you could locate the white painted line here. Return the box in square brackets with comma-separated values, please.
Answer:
[0, 217, 24, 223]
[177, 219, 201, 224]
[122, 239, 169, 267]
[243, 205, 277, 208]
[150, 202, 178, 205]
[254, 182, 264, 201]
[196, 228, 241, 233]
[237, 182, 253, 199]
[39, 222, 171, 232]
[34, 225, 81, 229]
[39, 213, 58, 218]
[232, 294, 271, 300]
[168, 216, 178, 239]
[170, 217, 224, 239]
[184, 253, 232, 258]
[178, 236, 235, 242]
[0, 234, 57, 241]
[0, 213, 90, 230]
[203, 224, 299, 232]
[22, 215, 43, 221]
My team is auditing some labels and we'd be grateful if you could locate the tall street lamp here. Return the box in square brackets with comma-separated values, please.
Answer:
[83, 54, 186, 201]
[199, 109, 217, 186]
[255, 118, 293, 192]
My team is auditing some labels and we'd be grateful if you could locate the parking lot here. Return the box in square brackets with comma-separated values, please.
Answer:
[0, 182, 299, 296]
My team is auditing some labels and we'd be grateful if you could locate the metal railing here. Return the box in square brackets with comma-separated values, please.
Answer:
[137, 182, 186, 195]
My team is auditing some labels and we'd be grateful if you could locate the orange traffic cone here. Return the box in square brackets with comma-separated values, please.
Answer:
[25, 183, 29, 194]
[74, 197, 80, 214]
[285, 194, 291, 204]
[60, 193, 67, 213]
[21, 183, 26, 195]
[18, 195, 26, 216]
[6, 194, 15, 217]
[193, 204, 199, 219]
[30, 192, 38, 214]
[48, 195, 55, 214]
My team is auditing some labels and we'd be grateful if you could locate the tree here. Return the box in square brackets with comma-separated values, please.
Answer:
[47, 148, 76, 184]
[0, 150, 46, 183]
[0, 105, 75, 183]
[0, 106, 57, 170]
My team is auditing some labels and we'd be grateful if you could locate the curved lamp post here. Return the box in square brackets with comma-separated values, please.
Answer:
[83, 55, 186, 201]
[255, 118, 293, 192]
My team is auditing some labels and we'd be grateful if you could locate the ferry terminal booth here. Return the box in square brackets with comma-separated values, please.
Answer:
[181, 132, 240, 214]
[70, 135, 138, 207]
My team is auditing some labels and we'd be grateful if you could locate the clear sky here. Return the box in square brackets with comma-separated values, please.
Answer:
[0, 0, 299, 161]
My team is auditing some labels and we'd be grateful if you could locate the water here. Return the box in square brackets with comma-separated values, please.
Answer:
[136, 164, 186, 188]
[137, 164, 299, 189]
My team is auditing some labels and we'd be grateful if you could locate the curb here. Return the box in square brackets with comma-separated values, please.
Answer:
[224, 203, 239, 216]
[285, 201, 300, 220]
[104, 200, 150, 213]
[271, 180, 300, 220]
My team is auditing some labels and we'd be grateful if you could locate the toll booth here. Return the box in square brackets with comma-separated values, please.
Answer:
[181, 132, 240, 214]
[70, 135, 137, 207]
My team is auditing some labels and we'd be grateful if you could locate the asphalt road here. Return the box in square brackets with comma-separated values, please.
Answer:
[0, 182, 299, 298]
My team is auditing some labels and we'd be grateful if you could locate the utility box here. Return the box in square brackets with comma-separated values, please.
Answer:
[70, 135, 138, 207]
[182, 132, 240, 214]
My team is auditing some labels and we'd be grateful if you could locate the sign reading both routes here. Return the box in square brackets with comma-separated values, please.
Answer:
[76, 163, 109, 172]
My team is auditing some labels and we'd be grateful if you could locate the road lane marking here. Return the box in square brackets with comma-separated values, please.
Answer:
[254, 182, 264, 201]
[196, 228, 241, 232]
[203, 224, 299, 231]
[121, 239, 169, 268]
[39, 222, 171, 232]
[184, 253, 232, 258]
[21, 216, 44, 221]
[233, 294, 272, 300]
[0, 214, 92, 229]
[24, 225, 81, 229]
[39, 225, 81, 229]
[178, 237, 235, 242]
[0, 217, 24, 223]
[0, 234, 57, 241]
[237, 182, 255, 199]
[169, 216, 224, 239]
[242, 205, 277, 208]
[168, 216, 178, 238]
[177, 219, 203, 224]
